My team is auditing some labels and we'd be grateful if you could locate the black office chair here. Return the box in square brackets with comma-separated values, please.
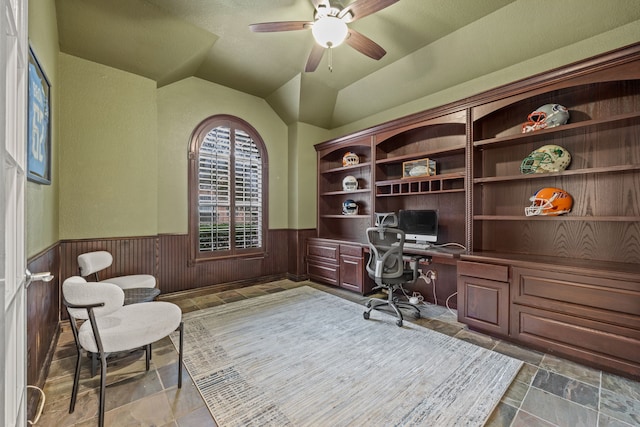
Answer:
[363, 219, 422, 327]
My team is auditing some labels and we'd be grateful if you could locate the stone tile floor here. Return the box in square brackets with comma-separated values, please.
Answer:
[37, 279, 640, 426]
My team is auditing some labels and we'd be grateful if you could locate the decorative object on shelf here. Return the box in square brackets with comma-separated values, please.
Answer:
[525, 187, 573, 216]
[343, 151, 360, 167]
[520, 144, 572, 174]
[521, 104, 570, 133]
[342, 199, 359, 215]
[342, 175, 359, 191]
[403, 158, 436, 178]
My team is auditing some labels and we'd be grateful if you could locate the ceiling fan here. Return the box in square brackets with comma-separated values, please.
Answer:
[249, 0, 399, 72]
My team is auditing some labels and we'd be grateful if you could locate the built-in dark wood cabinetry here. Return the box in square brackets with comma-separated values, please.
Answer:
[308, 43, 640, 378]
[462, 44, 640, 378]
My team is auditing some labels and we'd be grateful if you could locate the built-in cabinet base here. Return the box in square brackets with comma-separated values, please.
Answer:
[306, 238, 373, 294]
[458, 254, 640, 380]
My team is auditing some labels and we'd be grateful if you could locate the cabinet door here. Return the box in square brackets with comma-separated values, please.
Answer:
[458, 275, 510, 337]
[339, 254, 363, 293]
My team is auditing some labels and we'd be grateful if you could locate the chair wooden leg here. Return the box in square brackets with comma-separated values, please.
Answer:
[178, 321, 184, 389]
[98, 352, 107, 427]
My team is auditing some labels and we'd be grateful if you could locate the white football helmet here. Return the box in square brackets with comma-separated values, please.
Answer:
[342, 199, 359, 215]
[520, 145, 571, 174]
[342, 175, 358, 191]
[521, 104, 569, 133]
[342, 152, 360, 167]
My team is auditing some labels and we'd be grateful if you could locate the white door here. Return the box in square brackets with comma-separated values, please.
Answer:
[1, 0, 28, 426]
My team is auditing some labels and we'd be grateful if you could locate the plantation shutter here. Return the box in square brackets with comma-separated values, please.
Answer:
[198, 125, 262, 253]
[234, 129, 262, 248]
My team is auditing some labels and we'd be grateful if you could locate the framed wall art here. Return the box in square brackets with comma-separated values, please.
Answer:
[27, 45, 51, 184]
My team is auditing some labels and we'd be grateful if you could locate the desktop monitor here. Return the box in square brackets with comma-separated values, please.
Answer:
[398, 209, 438, 244]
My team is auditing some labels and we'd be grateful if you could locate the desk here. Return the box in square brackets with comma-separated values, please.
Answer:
[399, 246, 466, 266]
[123, 287, 161, 305]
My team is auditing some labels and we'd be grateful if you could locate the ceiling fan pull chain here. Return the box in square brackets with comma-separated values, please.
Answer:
[328, 45, 334, 72]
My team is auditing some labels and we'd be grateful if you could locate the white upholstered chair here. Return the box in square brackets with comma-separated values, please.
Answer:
[77, 250, 156, 289]
[63, 276, 183, 427]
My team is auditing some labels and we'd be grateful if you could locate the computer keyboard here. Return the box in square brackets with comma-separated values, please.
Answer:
[402, 242, 432, 250]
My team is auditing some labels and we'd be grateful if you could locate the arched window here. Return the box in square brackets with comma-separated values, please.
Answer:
[188, 115, 268, 262]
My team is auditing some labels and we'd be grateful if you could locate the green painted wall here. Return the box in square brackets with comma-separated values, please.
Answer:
[58, 54, 158, 239]
[157, 77, 289, 233]
[25, 1, 640, 250]
[288, 123, 329, 230]
[26, 0, 59, 257]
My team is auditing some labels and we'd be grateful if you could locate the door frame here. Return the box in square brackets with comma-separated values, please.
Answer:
[1, 0, 29, 425]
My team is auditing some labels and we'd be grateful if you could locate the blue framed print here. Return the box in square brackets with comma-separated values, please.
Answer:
[27, 45, 51, 184]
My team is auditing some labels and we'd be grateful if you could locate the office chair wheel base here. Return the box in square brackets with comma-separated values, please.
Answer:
[363, 311, 370, 320]
[396, 319, 403, 327]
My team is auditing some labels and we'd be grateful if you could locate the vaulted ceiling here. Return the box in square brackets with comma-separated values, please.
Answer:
[55, 0, 640, 129]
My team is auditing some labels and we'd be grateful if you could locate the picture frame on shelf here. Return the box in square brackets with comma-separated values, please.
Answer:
[27, 45, 52, 185]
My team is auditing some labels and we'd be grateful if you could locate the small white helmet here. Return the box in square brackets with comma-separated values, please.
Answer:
[342, 175, 358, 192]
[521, 144, 571, 174]
[522, 104, 569, 133]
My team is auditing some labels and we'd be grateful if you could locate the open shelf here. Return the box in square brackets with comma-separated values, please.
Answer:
[474, 215, 640, 222]
[376, 172, 465, 196]
[321, 161, 372, 175]
[375, 145, 465, 165]
[474, 164, 640, 183]
[474, 111, 640, 149]
[321, 189, 369, 196]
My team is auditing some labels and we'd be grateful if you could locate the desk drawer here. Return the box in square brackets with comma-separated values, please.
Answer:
[512, 304, 640, 377]
[458, 261, 509, 282]
[340, 244, 363, 257]
[513, 267, 640, 329]
[307, 259, 339, 286]
[306, 241, 339, 262]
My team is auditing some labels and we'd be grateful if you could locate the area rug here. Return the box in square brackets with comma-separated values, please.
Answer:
[170, 286, 522, 426]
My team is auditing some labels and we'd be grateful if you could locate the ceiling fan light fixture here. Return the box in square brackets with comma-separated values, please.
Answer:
[312, 16, 348, 48]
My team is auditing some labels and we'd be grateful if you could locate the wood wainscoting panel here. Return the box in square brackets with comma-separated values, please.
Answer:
[26, 244, 60, 421]
[60, 236, 159, 285]
[157, 229, 290, 294]
[60, 230, 292, 303]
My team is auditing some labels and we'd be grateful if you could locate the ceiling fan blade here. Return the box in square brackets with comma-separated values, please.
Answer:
[345, 29, 386, 60]
[305, 44, 325, 72]
[249, 21, 312, 32]
[339, 0, 399, 22]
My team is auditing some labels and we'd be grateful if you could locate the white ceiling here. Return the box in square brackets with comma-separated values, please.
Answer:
[55, 0, 640, 129]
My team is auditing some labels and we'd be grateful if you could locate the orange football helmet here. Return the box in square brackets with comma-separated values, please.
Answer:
[525, 187, 573, 216]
